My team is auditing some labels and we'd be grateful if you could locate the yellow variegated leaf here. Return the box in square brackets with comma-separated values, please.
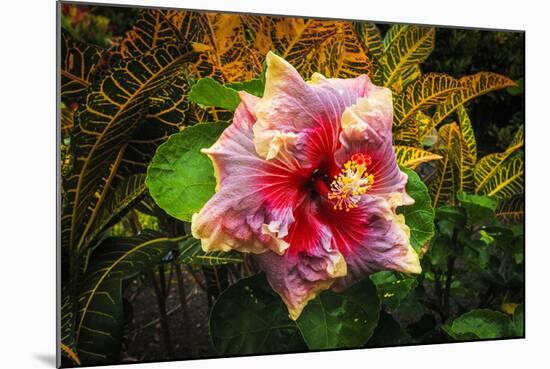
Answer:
[61, 30, 103, 102]
[393, 119, 420, 146]
[391, 64, 422, 94]
[359, 22, 384, 84]
[394, 145, 443, 169]
[61, 103, 74, 139]
[428, 122, 462, 206]
[116, 75, 195, 179]
[393, 111, 431, 146]
[243, 16, 372, 79]
[509, 124, 524, 149]
[394, 73, 463, 126]
[479, 154, 524, 200]
[62, 43, 196, 257]
[362, 23, 383, 61]
[457, 105, 477, 161]
[112, 9, 179, 59]
[105, 10, 200, 178]
[422, 72, 516, 138]
[167, 11, 260, 82]
[84, 174, 147, 247]
[475, 125, 524, 194]
[308, 22, 372, 78]
[60, 290, 78, 365]
[456, 105, 477, 193]
[496, 195, 524, 224]
[60, 343, 80, 366]
[76, 231, 185, 364]
[267, 18, 338, 76]
[380, 25, 435, 90]
[382, 24, 408, 52]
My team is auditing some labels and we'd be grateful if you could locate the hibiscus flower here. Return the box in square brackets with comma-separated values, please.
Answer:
[192, 52, 421, 319]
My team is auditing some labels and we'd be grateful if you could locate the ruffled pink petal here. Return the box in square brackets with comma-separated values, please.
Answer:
[255, 198, 347, 320]
[334, 85, 413, 207]
[192, 92, 307, 255]
[254, 52, 373, 168]
[325, 195, 421, 292]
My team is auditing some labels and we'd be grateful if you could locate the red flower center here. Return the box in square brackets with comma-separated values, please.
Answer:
[306, 152, 374, 212]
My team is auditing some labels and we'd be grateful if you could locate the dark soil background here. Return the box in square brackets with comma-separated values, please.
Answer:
[121, 267, 216, 363]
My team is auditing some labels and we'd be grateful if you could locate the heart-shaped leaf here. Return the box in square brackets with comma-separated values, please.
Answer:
[146, 122, 228, 222]
[209, 273, 307, 355]
[442, 309, 514, 340]
[296, 278, 380, 349]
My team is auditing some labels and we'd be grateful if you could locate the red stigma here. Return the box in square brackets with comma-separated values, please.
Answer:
[351, 153, 371, 166]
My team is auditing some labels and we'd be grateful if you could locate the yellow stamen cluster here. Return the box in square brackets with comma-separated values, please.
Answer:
[328, 159, 374, 212]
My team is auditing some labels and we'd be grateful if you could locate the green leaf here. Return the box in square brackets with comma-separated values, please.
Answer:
[398, 168, 435, 252]
[209, 273, 307, 355]
[512, 304, 524, 336]
[146, 122, 229, 222]
[442, 309, 513, 340]
[507, 77, 524, 96]
[456, 191, 497, 225]
[435, 205, 467, 228]
[296, 278, 380, 350]
[75, 230, 183, 364]
[178, 237, 243, 265]
[370, 271, 418, 309]
[226, 78, 265, 97]
[367, 310, 412, 347]
[427, 234, 453, 268]
[189, 77, 241, 110]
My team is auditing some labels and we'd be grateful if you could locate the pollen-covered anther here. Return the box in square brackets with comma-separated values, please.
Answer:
[328, 153, 374, 212]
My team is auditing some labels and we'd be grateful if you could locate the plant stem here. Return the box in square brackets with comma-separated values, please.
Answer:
[186, 265, 206, 291]
[175, 263, 196, 354]
[443, 256, 456, 319]
[149, 270, 174, 359]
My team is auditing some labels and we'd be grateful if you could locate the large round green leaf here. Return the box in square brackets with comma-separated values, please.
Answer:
[296, 278, 380, 350]
[398, 168, 435, 252]
[146, 123, 228, 222]
[456, 190, 497, 225]
[442, 309, 513, 340]
[209, 273, 307, 355]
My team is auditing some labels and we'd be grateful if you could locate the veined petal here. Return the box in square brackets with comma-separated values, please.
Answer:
[254, 52, 373, 167]
[328, 195, 421, 292]
[256, 250, 346, 320]
[335, 85, 413, 207]
[255, 199, 347, 320]
[191, 92, 305, 255]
